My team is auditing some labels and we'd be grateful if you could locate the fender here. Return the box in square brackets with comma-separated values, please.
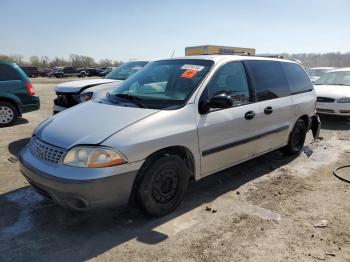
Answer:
[0, 92, 22, 114]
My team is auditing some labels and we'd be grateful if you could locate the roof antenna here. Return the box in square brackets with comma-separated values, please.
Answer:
[171, 50, 175, 58]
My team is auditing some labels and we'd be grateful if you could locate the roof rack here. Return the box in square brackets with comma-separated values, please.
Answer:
[197, 53, 286, 59]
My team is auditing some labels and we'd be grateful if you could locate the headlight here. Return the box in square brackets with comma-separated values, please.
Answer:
[80, 92, 93, 102]
[337, 97, 350, 103]
[63, 146, 127, 168]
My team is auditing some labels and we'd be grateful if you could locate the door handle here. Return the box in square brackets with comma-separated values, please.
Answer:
[264, 106, 273, 115]
[245, 111, 255, 120]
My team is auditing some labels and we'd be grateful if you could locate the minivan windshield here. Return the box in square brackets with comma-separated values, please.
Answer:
[315, 71, 350, 86]
[105, 61, 148, 80]
[107, 59, 214, 110]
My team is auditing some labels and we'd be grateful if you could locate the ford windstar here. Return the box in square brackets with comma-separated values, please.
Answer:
[19, 55, 320, 216]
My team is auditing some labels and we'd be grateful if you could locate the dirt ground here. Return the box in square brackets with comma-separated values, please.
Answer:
[0, 78, 349, 262]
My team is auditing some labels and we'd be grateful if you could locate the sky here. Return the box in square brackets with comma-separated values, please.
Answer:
[0, 0, 349, 62]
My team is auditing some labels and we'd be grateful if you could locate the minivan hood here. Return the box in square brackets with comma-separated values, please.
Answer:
[55, 79, 118, 93]
[314, 84, 350, 99]
[35, 101, 159, 149]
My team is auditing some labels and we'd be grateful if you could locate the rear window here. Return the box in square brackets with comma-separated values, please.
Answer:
[244, 60, 290, 101]
[0, 64, 22, 81]
[282, 62, 313, 94]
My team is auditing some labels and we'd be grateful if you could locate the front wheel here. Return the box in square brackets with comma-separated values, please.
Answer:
[0, 102, 18, 127]
[137, 155, 189, 216]
[283, 119, 307, 155]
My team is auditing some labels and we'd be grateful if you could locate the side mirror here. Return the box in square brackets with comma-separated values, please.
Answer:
[198, 93, 233, 114]
[210, 94, 233, 109]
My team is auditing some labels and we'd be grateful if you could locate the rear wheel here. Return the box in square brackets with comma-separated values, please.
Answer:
[0, 102, 18, 127]
[283, 119, 307, 155]
[137, 155, 189, 216]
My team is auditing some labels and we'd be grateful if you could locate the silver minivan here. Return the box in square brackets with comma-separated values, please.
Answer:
[19, 55, 320, 216]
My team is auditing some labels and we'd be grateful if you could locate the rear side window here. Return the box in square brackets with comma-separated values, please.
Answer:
[244, 60, 290, 101]
[281, 62, 313, 94]
[0, 64, 22, 81]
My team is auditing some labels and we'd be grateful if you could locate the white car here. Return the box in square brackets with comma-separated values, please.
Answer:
[314, 68, 350, 116]
[53, 61, 148, 114]
[307, 67, 337, 83]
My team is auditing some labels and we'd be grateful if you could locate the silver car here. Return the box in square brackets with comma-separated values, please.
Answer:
[19, 55, 320, 216]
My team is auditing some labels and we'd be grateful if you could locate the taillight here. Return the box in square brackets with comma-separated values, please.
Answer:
[25, 82, 35, 96]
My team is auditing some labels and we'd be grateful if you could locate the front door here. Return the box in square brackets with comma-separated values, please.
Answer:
[197, 61, 262, 176]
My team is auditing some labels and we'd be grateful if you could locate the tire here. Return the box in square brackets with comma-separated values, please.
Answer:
[137, 155, 189, 216]
[283, 119, 307, 155]
[0, 101, 18, 127]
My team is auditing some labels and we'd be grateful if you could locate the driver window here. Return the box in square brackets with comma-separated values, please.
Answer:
[207, 61, 250, 106]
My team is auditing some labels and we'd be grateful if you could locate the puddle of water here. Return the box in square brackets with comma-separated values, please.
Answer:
[5, 187, 43, 206]
[0, 187, 43, 240]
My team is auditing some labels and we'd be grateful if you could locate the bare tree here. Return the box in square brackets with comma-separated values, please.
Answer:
[11, 54, 24, 65]
[29, 56, 40, 67]
[99, 59, 113, 67]
[113, 60, 123, 67]
[0, 55, 15, 63]
[40, 56, 50, 68]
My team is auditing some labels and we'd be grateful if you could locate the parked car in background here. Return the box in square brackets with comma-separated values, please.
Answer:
[314, 68, 350, 116]
[20, 66, 39, 78]
[307, 67, 337, 83]
[38, 69, 53, 77]
[86, 68, 104, 77]
[0, 61, 40, 127]
[53, 61, 148, 114]
[53, 67, 87, 78]
[99, 67, 115, 77]
[21, 55, 319, 216]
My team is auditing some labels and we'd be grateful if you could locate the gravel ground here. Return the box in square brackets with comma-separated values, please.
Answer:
[0, 78, 349, 262]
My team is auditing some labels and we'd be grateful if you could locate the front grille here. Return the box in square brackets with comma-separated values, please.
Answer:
[55, 92, 80, 108]
[339, 110, 350, 114]
[29, 137, 66, 164]
[317, 97, 335, 103]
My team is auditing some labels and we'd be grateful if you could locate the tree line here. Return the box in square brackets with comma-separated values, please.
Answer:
[260, 52, 350, 67]
[0, 54, 123, 68]
[284, 52, 350, 67]
[1, 52, 350, 68]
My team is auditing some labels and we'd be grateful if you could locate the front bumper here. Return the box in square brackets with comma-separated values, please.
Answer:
[19, 146, 141, 211]
[316, 102, 350, 116]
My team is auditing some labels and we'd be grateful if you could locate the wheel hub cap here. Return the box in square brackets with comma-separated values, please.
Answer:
[0, 106, 14, 124]
[152, 169, 179, 204]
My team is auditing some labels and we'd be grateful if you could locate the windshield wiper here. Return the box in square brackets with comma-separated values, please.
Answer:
[115, 93, 148, 108]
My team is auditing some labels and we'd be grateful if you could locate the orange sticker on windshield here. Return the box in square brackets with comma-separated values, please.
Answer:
[181, 69, 198, 79]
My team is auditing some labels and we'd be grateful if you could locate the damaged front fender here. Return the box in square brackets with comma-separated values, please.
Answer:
[310, 114, 321, 139]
